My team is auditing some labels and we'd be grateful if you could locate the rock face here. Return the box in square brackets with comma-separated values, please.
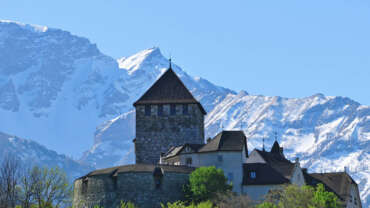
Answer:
[73, 164, 193, 208]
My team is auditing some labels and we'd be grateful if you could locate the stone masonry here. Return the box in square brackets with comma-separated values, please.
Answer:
[73, 166, 192, 208]
[135, 103, 204, 164]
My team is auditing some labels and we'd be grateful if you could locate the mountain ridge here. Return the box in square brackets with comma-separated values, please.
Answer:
[0, 20, 368, 206]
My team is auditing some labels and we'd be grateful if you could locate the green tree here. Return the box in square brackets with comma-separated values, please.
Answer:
[32, 166, 72, 208]
[186, 166, 231, 203]
[311, 183, 339, 208]
[262, 184, 340, 208]
[161, 201, 213, 208]
[256, 202, 277, 208]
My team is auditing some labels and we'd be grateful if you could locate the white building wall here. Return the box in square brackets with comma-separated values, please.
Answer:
[242, 184, 282, 202]
[289, 165, 305, 187]
[346, 184, 362, 208]
[178, 151, 244, 193]
[198, 151, 244, 193]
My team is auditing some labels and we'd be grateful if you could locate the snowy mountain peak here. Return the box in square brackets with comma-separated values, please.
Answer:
[117, 47, 165, 75]
[0, 20, 48, 33]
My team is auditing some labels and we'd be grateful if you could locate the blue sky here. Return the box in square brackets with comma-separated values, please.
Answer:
[2, 0, 370, 105]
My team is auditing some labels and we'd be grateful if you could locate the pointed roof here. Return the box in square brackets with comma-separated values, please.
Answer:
[133, 68, 206, 114]
[271, 141, 280, 153]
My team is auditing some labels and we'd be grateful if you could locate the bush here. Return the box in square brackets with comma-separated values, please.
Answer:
[214, 191, 253, 208]
[161, 201, 213, 208]
[186, 166, 231, 203]
[262, 183, 340, 208]
[120, 201, 137, 208]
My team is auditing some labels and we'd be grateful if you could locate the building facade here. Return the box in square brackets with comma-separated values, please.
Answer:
[162, 130, 248, 193]
[73, 64, 362, 208]
[133, 67, 206, 164]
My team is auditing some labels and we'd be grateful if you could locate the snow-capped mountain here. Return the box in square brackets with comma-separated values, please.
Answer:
[0, 131, 92, 180]
[0, 20, 368, 206]
[0, 20, 233, 157]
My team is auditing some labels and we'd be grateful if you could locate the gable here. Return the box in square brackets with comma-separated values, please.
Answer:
[246, 150, 266, 164]
[133, 68, 206, 114]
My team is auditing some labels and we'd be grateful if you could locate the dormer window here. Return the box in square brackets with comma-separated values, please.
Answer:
[183, 104, 189, 115]
[158, 105, 163, 116]
[145, 105, 151, 116]
[170, 104, 176, 115]
[250, 171, 256, 179]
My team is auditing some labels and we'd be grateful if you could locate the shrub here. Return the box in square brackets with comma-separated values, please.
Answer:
[161, 201, 213, 208]
[186, 166, 232, 203]
[214, 191, 253, 208]
[262, 183, 340, 208]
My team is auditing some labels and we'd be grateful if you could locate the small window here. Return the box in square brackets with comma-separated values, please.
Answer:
[145, 105, 151, 116]
[227, 172, 234, 181]
[250, 171, 256, 179]
[170, 104, 176, 115]
[217, 155, 223, 162]
[186, 158, 192, 166]
[158, 105, 163, 116]
[183, 104, 189, 115]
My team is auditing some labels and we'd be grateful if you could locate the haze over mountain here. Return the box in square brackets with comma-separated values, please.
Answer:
[0, 21, 368, 206]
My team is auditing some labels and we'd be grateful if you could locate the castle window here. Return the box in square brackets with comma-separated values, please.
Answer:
[170, 104, 176, 115]
[183, 104, 189, 115]
[217, 155, 223, 162]
[145, 105, 151, 116]
[158, 105, 164, 116]
[186, 157, 192, 166]
[250, 171, 256, 179]
[227, 172, 234, 181]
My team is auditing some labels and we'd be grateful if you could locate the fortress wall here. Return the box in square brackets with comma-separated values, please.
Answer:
[135, 103, 204, 164]
[73, 171, 189, 208]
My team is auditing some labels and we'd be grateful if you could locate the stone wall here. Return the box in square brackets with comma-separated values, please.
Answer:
[73, 171, 190, 208]
[135, 103, 204, 164]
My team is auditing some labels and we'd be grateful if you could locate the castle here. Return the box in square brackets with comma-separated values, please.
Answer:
[73, 63, 362, 208]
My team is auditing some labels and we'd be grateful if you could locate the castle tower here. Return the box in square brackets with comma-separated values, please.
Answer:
[133, 65, 206, 164]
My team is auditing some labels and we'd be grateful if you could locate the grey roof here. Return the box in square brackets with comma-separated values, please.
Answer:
[304, 172, 359, 202]
[198, 131, 247, 153]
[79, 164, 195, 179]
[165, 143, 204, 158]
[256, 149, 295, 179]
[243, 142, 296, 186]
[133, 68, 206, 114]
[243, 163, 290, 185]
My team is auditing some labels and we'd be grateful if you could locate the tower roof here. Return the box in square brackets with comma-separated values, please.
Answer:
[133, 68, 206, 114]
[270, 141, 280, 153]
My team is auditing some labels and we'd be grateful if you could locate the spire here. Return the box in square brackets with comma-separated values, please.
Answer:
[169, 57, 172, 69]
[262, 137, 265, 151]
[274, 131, 278, 142]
